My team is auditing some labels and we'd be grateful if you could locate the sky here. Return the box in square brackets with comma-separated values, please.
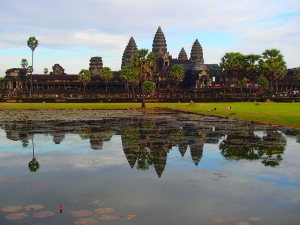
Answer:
[0, 0, 300, 76]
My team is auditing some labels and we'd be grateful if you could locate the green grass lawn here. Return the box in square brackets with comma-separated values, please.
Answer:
[1, 102, 300, 128]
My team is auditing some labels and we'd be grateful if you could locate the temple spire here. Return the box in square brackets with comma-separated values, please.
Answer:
[178, 47, 188, 61]
[89, 57, 103, 76]
[190, 39, 204, 63]
[152, 26, 167, 57]
[122, 37, 138, 68]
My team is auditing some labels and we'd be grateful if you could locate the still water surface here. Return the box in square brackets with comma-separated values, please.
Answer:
[0, 114, 299, 225]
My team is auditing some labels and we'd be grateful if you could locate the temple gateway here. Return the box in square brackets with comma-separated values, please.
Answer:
[0, 27, 299, 102]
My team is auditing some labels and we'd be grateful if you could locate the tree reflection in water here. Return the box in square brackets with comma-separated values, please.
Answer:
[28, 138, 40, 172]
[0, 115, 295, 176]
[220, 127, 286, 167]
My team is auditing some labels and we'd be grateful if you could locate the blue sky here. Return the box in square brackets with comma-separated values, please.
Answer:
[0, 0, 300, 76]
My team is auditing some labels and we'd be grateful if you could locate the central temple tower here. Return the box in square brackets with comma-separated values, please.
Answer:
[152, 26, 171, 70]
[152, 26, 168, 57]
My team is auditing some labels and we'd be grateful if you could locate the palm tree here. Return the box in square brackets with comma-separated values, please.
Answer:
[79, 69, 91, 93]
[220, 52, 246, 87]
[99, 67, 113, 96]
[143, 81, 156, 95]
[21, 58, 28, 69]
[27, 36, 39, 97]
[257, 76, 269, 89]
[28, 138, 40, 172]
[169, 65, 184, 93]
[236, 77, 249, 97]
[121, 66, 139, 94]
[259, 49, 287, 98]
[244, 54, 261, 98]
[130, 49, 156, 108]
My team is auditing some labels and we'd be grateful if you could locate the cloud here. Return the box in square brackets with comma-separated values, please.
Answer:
[0, 0, 300, 75]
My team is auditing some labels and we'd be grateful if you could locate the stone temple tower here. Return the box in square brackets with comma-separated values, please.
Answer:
[190, 39, 204, 63]
[121, 37, 138, 68]
[152, 26, 167, 57]
[178, 47, 188, 61]
[89, 57, 103, 76]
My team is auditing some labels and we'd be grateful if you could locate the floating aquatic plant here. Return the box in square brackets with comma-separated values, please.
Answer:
[71, 210, 93, 217]
[74, 218, 98, 225]
[1, 177, 15, 184]
[126, 214, 137, 220]
[5, 212, 28, 220]
[236, 222, 250, 225]
[94, 208, 115, 214]
[1, 206, 23, 213]
[33, 210, 55, 218]
[248, 217, 262, 221]
[211, 216, 238, 223]
[97, 215, 120, 221]
[24, 204, 44, 211]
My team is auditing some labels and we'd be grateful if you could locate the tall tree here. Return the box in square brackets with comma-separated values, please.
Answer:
[236, 77, 249, 97]
[143, 81, 156, 95]
[257, 76, 269, 88]
[121, 66, 139, 94]
[21, 58, 28, 69]
[244, 54, 261, 97]
[257, 76, 269, 98]
[27, 36, 38, 97]
[79, 69, 91, 93]
[169, 65, 185, 91]
[28, 138, 40, 172]
[130, 49, 156, 108]
[43, 68, 48, 75]
[99, 67, 113, 95]
[244, 54, 261, 82]
[220, 52, 246, 86]
[259, 49, 287, 98]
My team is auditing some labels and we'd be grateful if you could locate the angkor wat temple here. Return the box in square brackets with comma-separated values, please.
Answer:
[0, 27, 299, 102]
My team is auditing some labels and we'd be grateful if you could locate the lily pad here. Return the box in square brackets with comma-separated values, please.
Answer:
[248, 217, 262, 221]
[126, 214, 137, 220]
[74, 218, 98, 225]
[94, 208, 115, 214]
[24, 204, 45, 211]
[5, 212, 28, 220]
[71, 210, 93, 217]
[97, 215, 120, 221]
[88, 200, 103, 205]
[236, 222, 251, 225]
[212, 217, 238, 223]
[212, 218, 226, 223]
[1, 206, 23, 212]
[33, 210, 55, 218]
[1, 177, 15, 184]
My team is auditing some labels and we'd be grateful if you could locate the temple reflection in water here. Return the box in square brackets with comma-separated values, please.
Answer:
[0, 115, 294, 177]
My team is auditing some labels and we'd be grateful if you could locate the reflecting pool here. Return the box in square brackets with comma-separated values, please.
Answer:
[0, 113, 300, 225]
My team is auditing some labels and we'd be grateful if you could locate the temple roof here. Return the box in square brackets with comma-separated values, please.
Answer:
[152, 26, 167, 57]
[122, 37, 138, 68]
[178, 47, 188, 61]
[190, 39, 204, 63]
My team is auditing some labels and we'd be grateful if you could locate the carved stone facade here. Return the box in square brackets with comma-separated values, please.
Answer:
[121, 37, 138, 68]
[6, 27, 300, 99]
[190, 39, 204, 63]
[50, 64, 65, 75]
[178, 48, 188, 61]
[152, 26, 168, 58]
[89, 57, 103, 76]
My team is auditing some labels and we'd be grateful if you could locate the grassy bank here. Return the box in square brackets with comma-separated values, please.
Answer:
[1, 102, 300, 128]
